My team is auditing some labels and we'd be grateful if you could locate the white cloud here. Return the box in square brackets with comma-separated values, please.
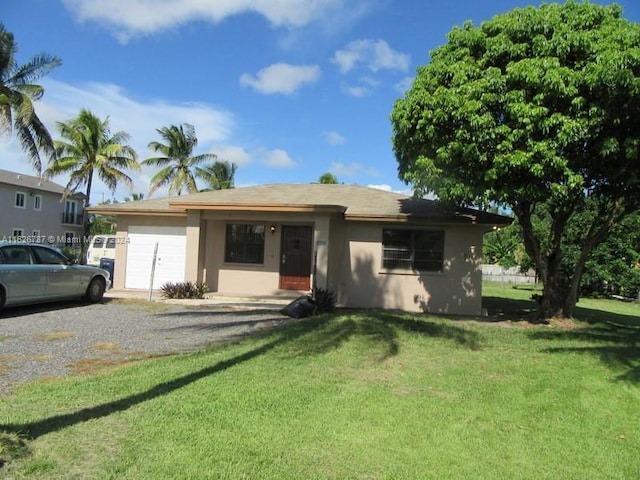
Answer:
[263, 149, 297, 168]
[395, 76, 414, 93]
[63, 0, 346, 41]
[368, 184, 392, 191]
[331, 39, 410, 74]
[330, 161, 379, 177]
[322, 131, 345, 146]
[340, 83, 371, 98]
[0, 79, 236, 201]
[240, 63, 321, 95]
[359, 76, 381, 87]
[211, 145, 252, 167]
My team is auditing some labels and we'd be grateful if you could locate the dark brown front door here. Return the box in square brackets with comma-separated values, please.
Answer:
[279, 226, 312, 290]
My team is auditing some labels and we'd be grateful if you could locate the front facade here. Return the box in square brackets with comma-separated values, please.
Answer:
[89, 184, 509, 315]
[0, 169, 85, 243]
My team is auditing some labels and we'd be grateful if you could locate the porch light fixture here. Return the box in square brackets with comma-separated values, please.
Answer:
[270, 225, 277, 234]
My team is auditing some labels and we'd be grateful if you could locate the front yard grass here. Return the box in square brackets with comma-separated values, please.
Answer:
[0, 286, 638, 479]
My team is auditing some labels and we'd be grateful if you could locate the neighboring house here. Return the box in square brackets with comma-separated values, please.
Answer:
[0, 168, 85, 243]
[88, 184, 510, 315]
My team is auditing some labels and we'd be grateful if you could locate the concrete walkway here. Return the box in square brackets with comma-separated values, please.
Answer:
[104, 289, 302, 311]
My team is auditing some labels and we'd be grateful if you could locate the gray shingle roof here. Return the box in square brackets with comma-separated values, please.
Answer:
[88, 184, 510, 225]
[0, 168, 84, 198]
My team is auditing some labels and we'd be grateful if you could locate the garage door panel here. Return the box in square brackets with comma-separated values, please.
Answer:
[125, 226, 186, 289]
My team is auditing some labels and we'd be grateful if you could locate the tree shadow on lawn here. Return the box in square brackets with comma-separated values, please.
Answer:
[483, 294, 640, 326]
[530, 323, 640, 383]
[0, 310, 480, 442]
[283, 311, 481, 360]
[484, 292, 639, 382]
[482, 296, 539, 321]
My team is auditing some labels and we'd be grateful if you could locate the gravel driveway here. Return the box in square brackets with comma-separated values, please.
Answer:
[0, 298, 291, 397]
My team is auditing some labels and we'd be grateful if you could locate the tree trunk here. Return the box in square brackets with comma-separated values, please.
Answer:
[537, 251, 567, 320]
[562, 217, 617, 317]
[514, 203, 565, 321]
[562, 258, 585, 318]
[80, 170, 94, 265]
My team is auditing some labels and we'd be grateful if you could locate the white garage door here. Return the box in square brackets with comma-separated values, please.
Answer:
[125, 226, 186, 289]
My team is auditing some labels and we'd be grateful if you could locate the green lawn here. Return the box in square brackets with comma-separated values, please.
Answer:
[1, 288, 639, 479]
[483, 281, 640, 326]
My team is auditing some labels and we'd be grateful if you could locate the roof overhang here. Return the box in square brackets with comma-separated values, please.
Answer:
[345, 213, 512, 226]
[85, 207, 186, 216]
[168, 202, 347, 214]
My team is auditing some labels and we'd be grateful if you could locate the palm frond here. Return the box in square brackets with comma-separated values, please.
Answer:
[0, 24, 59, 172]
[188, 153, 217, 166]
[141, 156, 170, 167]
[148, 165, 174, 195]
[7, 53, 61, 86]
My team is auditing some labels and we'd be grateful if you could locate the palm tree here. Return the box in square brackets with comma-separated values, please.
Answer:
[46, 109, 139, 206]
[124, 192, 145, 202]
[0, 23, 61, 174]
[196, 160, 237, 190]
[45, 109, 138, 261]
[318, 172, 338, 184]
[142, 123, 216, 196]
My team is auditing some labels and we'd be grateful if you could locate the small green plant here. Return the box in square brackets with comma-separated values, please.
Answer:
[313, 287, 337, 314]
[160, 281, 209, 299]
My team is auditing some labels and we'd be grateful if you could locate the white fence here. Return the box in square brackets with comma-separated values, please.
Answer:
[482, 264, 537, 284]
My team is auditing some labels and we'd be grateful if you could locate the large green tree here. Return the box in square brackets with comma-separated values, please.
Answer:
[391, 2, 640, 320]
[0, 23, 61, 173]
[45, 109, 138, 260]
[142, 123, 216, 196]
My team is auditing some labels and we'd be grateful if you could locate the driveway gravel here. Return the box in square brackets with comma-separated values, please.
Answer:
[0, 298, 291, 397]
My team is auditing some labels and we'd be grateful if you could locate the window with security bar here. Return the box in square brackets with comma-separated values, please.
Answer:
[382, 229, 444, 272]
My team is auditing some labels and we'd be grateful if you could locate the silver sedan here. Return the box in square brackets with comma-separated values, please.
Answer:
[0, 243, 111, 309]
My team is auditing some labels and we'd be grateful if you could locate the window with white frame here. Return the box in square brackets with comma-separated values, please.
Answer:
[33, 194, 42, 211]
[382, 229, 445, 272]
[12, 228, 23, 237]
[15, 192, 25, 208]
[32, 230, 40, 238]
[63, 200, 77, 224]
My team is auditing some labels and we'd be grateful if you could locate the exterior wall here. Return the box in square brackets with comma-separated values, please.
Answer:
[335, 222, 485, 315]
[111, 215, 187, 290]
[200, 210, 337, 297]
[0, 184, 84, 240]
[111, 209, 486, 316]
[184, 210, 203, 283]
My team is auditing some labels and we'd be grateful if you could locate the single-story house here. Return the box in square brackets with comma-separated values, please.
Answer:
[88, 184, 510, 315]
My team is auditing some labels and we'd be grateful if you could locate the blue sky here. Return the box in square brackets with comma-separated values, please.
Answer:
[4, 0, 640, 202]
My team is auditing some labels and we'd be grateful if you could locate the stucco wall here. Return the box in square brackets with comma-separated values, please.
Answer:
[112, 210, 486, 315]
[204, 219, 283, 295]
[0, 184, 83, 239]
[200, 210, 336, 296]
[335, 222, 485, 315]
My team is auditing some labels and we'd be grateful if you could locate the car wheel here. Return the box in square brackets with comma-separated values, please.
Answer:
[85, 277, 106, 303]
